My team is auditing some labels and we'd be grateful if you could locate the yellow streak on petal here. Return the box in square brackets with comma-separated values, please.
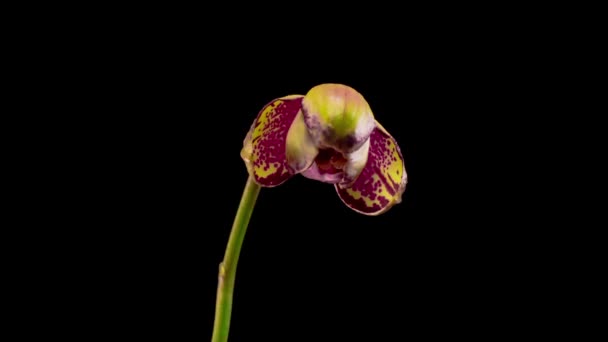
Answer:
[389, 142, 404, 202]
[281, 95, 303, 100]
[346, 188, 377, 208]
[252, 100, 283, 143]
[255, 162, 280, 179]
[372, 122, 406, 207]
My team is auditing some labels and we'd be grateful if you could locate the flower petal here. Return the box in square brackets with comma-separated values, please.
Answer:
[286, 110, 319, 174]
[336, 122, 407, 215]
[241, 95, 303, 187]
[340, 138, 370, 187]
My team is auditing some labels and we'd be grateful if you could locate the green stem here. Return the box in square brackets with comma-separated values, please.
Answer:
[211, 176, 261, 342]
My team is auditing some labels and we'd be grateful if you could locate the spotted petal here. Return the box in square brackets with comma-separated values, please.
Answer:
[241, 95, 304, 187]
[336, 122, 407, 215]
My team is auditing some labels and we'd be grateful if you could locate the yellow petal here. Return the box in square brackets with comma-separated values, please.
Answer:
[286, 110, 319, 173]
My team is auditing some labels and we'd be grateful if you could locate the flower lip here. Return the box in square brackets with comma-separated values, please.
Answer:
[300, 148, 345, 184]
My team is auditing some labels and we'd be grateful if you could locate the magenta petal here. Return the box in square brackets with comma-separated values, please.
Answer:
[335, 123, 407, 215]
[241, 95, 303, 187]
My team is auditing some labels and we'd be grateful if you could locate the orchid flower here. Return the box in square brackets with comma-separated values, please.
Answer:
[212, 84, 407, 342]
[241, 83, 407, 215]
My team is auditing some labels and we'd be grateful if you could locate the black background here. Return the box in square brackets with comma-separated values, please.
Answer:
[63, 15, 552, 340]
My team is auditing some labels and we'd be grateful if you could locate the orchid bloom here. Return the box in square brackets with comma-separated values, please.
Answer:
[241, 84, 407, 215]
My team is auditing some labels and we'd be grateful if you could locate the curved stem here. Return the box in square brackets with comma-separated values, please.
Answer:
[211, 176, 261, 342]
